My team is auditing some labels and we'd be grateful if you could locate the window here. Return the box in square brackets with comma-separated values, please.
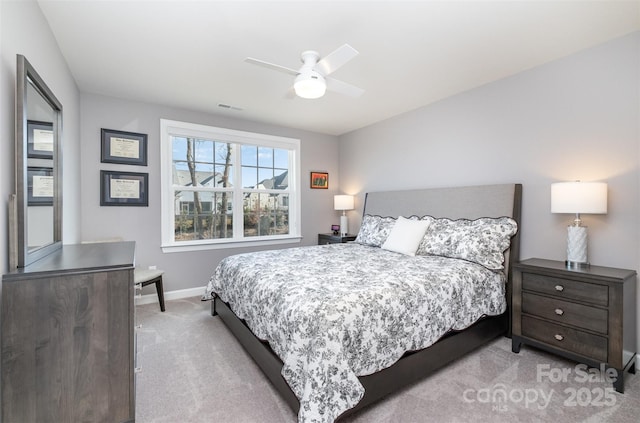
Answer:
[160, 119, 301, 252]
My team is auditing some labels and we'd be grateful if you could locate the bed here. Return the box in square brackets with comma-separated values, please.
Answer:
[204, 183, 522, 422]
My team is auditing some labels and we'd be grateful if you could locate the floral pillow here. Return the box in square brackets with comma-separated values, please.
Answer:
[416, 216, 518, 270]
[354, 214, 396, 247]
[355, 215, 434, 248]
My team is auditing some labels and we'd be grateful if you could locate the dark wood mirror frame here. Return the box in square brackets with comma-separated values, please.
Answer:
[11, 55, 63, 268]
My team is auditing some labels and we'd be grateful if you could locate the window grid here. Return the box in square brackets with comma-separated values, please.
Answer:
[161, 119, 300, 250]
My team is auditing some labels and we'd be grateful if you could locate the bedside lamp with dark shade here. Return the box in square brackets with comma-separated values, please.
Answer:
[551, 181, 607, 268]
[334, 195, 354, 237]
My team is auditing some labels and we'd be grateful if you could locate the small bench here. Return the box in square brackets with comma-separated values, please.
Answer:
[134, 268, 165, 312]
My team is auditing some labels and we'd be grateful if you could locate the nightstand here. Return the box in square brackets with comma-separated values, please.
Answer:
[511, 258, 637, 393]
[318, 233, 356, 245]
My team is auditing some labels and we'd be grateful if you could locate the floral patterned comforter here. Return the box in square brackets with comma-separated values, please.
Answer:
[204, 243, 507, 423]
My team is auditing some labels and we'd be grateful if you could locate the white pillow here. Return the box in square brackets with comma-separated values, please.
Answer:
[382, 216, 431, 256]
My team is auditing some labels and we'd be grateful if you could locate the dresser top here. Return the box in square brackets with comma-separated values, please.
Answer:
[3, 241, 136, 281]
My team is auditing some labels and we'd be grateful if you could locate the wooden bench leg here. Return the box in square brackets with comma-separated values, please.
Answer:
[155, 277, 165, 312]
[140, 275, 166, 312]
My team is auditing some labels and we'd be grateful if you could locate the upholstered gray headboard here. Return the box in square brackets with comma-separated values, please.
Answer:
[362, 183, 522, 280]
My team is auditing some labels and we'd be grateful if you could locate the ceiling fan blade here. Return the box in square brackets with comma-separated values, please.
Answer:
[325, 77, 364, 98]
[315, 44, 359, 76]
[245, 57, 299, 76]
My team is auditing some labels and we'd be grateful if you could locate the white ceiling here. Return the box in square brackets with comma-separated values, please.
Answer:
[37, 0, 640, 136]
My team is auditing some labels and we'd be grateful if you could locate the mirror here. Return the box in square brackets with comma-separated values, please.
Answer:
[14, 55, 63, 267]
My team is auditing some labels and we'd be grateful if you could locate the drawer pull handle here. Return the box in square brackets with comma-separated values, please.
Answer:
[554, 308, 564, 316]
[554, 334, 564, 341]
[555, 285, 564, 292]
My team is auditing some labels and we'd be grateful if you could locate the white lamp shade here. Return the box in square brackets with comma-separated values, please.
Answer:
[334, 195, 354, 211]
[551, 182, 607, 214]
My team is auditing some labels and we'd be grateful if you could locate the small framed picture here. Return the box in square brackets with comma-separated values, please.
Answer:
[27, 167, 54, 206]
[100, 170, 148, 206]
[101, 128, 148, 166]
[310, 171, 329, 189]
[27, 120, 54, 159]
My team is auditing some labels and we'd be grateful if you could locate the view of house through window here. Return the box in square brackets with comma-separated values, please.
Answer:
[161, 119, 300, 250]
[172, 138, 234, 241]
[240, 144, 290, 237]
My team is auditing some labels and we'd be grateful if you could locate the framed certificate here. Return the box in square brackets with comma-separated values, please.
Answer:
[27, 167, 54, 206]
[27, 120, 54, 159]
[101, 128, 148, 166]
[100, 170, 148, 206]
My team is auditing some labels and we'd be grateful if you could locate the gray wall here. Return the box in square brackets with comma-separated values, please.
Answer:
[2, 3, 639, 344]
[339, 32, 640, 344]
[0, 0, 81, 275]
[80, 93, 340, 293]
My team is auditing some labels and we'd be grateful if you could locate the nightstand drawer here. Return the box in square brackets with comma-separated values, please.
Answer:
[522, 292, 608, 334]
[522, 316, 608, 362]
[318, 234, 356, 245]
[522, 273, 608, 307]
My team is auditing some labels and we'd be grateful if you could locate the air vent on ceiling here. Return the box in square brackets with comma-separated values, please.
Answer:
[217, 103, 243, 111]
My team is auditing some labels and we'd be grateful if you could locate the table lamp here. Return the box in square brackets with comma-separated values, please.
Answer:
[334, 195, 354, 237]
[551, 181, 607, 268]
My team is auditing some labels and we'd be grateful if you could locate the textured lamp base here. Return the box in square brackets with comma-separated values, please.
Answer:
[340, 214, 348, 237]
[566, 225, 589, 268]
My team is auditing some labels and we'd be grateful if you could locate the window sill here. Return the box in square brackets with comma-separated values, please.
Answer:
[161, 236, 303, 253]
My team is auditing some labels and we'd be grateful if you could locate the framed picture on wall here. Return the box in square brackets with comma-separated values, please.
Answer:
[27, 120, 54, 159]
[100, 170, 148, 206]
[101, 128, 148, 166]
[27, 166, 54, 206]
[310, 171, 329, 189]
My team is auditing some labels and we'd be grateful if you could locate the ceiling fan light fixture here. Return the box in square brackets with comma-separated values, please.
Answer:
[294, 71, 326, 99]
[246, 44, 362, 99]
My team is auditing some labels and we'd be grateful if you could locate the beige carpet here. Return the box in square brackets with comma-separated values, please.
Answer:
[135, 297, 640, 422]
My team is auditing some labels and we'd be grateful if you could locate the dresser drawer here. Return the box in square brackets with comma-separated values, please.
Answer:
[522, 273, 608, 307]
[522, 292, 608, 334]
[522, 316, 608, 362]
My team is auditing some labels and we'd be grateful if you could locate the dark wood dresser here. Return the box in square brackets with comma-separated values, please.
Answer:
[511, 258, 637, 393]
[1, 241, 136, 422]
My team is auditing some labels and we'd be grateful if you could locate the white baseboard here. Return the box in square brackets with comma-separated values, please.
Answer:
[135, 286, 205, 306]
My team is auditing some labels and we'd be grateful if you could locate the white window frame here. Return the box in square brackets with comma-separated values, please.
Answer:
[160, 119, 301, 253]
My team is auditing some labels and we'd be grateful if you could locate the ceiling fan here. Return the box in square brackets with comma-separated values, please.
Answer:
[245, 44, 364, 99]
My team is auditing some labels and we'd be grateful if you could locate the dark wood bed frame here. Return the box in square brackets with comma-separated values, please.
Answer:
[211, 183, 522, 420]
